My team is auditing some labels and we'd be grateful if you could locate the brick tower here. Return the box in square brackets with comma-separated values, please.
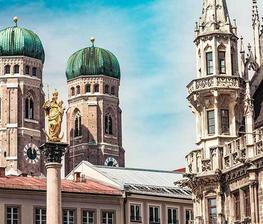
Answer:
[0, 18, 46, 175]
[65, 38, 125, 175]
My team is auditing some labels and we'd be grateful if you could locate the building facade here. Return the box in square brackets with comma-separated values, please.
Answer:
[0, 19, 46, 176]
[181, 0, 263, 223]
[67, 161, 194, 224]
[64, 40, 125, 175]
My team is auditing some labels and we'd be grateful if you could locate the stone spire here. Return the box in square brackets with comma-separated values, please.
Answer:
[198, 0, 232, 34]
[252, 0, 262, 65]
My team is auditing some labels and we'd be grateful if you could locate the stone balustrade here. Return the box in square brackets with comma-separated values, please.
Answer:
[187, 75, 245, 95]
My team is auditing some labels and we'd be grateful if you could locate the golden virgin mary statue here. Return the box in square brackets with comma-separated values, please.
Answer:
[43, 91, 65, 142]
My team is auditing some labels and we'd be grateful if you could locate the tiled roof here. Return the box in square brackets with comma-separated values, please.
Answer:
[0, 176, 122, 196]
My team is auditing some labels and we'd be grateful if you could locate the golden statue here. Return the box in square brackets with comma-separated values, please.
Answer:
[43, 90, 65, 142]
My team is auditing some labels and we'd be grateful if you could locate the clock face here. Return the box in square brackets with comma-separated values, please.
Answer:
[23, 143, 40, 164]
[104, 157, 119, 167]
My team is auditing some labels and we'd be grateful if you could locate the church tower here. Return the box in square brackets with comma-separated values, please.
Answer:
[65, 38, 125, 175]
[0, 18, 46, 175]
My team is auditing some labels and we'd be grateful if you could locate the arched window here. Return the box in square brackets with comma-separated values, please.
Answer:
[14, 65, 19, 74]
[74, 112, 82, 137]
[25, 97, 34, 119]
[104, 85, 109, 94]
[25, 65, 30, 75]
[105, 113, 113, 135]
[32, 67, 37, 76]
[94, 84, 99, 93]
[4, 65, 10, 74]
[85, 84, 91, 93]
[76, 85, 80, 95]
[111, 86, 115, 95]
[71, 87, 75, 96]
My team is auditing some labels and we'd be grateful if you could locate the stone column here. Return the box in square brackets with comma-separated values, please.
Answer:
[40, 142, 68, 224]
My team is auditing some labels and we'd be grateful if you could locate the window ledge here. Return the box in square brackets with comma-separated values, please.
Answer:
[73, 136, 82, 140]
[104, 134, 117, 139]
[24, 118, 39, 124]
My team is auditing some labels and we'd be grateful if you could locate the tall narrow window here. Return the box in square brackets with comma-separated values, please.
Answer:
[6, 206, 20, 224]
[221, 109, 229, 134]
[74, 112, 82, 137]
[71, 87, 75, 96]
[76, 85, 80, 95]
[244, 188, 251, 217]
[5, 65, 10, 74]
[111, 86, 115, 95]
[82, 210, 95, 224]
[94, 84, 99, 93]
[35, 208, 46, 224]
[63, 209, 75, 224]
[25, 65, 30, 75]
[85, 84, 91, 93]
[234, 192, 241, 221]
[185, 209, 193, 224]
[102, 211, 114, 224]
[25, 97, 34, 119]
[149, 206, 160, 224]
[208, 198, 217, 224]
[105, 114, 113, 135]
[168, 208, 178, 224]
[130, 204, 141, 222]
[104, 85, 109, 94]
[32, 67, 37, 76]
[207, 110, 215, 135]
[14, 65, 19, 74]
[206, 52, 213, 75]
[218, 51, 226, 74]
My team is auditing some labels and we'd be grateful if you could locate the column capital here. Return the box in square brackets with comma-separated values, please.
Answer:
[40, 142, 68, 164]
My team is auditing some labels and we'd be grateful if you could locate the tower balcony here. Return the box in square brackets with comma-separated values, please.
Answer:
[187, 75, 245, 97]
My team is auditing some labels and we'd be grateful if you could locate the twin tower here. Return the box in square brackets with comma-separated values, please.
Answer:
[0, 20, 125, 176]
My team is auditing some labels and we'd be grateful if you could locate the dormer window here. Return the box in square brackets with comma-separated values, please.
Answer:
[206, 52, 213, 75]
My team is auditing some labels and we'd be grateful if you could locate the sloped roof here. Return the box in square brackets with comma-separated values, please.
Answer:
[85, 162, 192, 199]
[0, 176, 121, 196]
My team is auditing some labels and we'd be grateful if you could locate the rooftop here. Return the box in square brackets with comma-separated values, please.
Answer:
[0, 176, 121, 196]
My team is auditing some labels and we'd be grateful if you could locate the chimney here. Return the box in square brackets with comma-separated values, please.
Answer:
[0, 167, 5, 177]
[74, 172, 81, 182]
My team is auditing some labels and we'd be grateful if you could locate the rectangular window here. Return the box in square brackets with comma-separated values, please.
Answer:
[207, 110, 215, 135]
[234, 192, 241, 221]
[218, 51, 226, 74]
[149, 206, 160, 224]
[82, 210, 95, 224]
[206, 52, 213, 75]
[208, 198, 217, 224]
[221, 109, 229, 134]
[244, 188, 251, 217]
[130, 204, 141, 222]
[6, 206, 20, 224]
[35, 208, 46, 224]
[63, 209, 75, 224]
[102, 211, 114, 224]
[168, 208, 178, 224]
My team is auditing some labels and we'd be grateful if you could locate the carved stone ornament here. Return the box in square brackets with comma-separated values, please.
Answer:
[40, 142, 68, 164]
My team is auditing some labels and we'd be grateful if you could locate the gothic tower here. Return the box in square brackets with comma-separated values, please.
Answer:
[185, 0, 246, 223]
[0, 18, 46, 175]
[65, 38, 125, 175]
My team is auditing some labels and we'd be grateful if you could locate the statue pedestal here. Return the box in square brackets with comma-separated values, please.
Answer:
[40, 142, 68, 224]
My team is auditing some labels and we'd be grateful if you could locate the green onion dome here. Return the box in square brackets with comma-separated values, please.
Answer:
[0, 21, 45, 63]
[66, 40, 120, 80]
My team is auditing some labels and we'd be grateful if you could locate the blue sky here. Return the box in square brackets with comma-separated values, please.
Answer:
[0, 0, 260, 170]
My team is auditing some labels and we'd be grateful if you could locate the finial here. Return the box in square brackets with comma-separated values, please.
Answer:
[90, 37, 95, 47]
[13, 16, 18, 27]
